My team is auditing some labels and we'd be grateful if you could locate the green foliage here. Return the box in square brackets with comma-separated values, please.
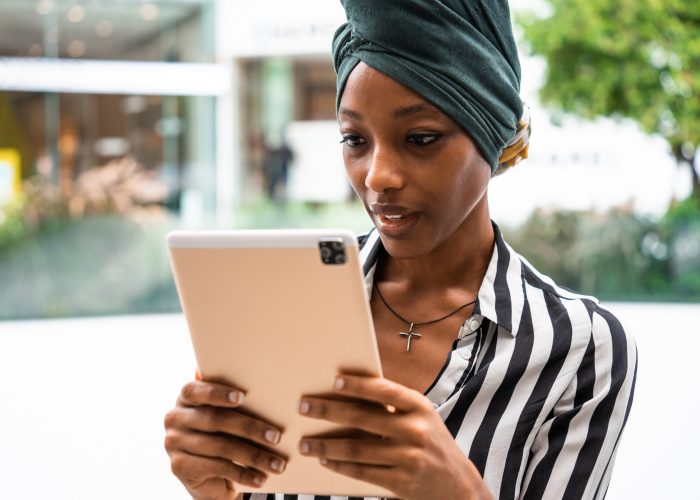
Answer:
[518, 0, 700, 298]
[520, 0, 700, 194]
[663, 196, 700, 230]
[662, 197, 700, 295]
[0, 214, 179, 320]
[0, 199, 30, 248]
[503, 210, 583, 288]
[504, 205, 699, 302]
[234, 199, 371, 232]
[0, 199, 372, 320]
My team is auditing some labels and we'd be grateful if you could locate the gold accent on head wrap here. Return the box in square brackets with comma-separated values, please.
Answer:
[494, 103, 531, 177]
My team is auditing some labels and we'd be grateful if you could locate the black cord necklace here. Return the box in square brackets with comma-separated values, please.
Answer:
[373, 282, 477, 352]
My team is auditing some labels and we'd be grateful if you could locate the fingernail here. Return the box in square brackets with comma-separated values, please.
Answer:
[228, 391, 244, 404]
[270, 458, 286, 472]
[253, 475, 265, 486]
[334, 377, 346, 390]
[299, 440, 310, 454]
[297, 400, 310, 414]
[264, 429, 281, 444]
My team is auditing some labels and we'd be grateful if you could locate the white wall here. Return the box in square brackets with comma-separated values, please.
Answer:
[217, 0, 345, 58]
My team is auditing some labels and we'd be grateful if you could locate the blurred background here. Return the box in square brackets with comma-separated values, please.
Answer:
[0, 0, 698, 498]
[0, 0, 698, 319]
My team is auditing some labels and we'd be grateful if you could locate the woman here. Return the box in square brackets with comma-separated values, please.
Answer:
[164, 1, 637, 499]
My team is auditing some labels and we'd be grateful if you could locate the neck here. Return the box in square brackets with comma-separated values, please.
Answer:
[378, 201, 495, 294]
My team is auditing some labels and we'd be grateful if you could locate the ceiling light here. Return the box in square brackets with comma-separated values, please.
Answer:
[95, 20, 114, 37]
[67, 5, 85, 23]
[67, 40, 86, 58]
[139, 3, 160, 21]
[35, 0, 53, 15]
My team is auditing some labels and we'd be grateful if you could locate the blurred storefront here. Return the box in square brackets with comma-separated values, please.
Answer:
[0, 0, 357, 320]
[221, 0, 351, 204]
[0, 0, 223, 224]
[0, 0, 231, 319]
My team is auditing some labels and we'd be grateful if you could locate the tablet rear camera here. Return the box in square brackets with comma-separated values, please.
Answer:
[319, 238, 346, 265]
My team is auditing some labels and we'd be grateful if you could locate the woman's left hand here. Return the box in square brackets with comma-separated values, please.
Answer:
[297, 374, 492, 500]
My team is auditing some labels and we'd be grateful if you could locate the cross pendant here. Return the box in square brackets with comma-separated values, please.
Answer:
[399, 323, 422, 352]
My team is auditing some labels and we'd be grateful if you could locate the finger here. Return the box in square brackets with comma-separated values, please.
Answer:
[167, 406, 282, 447]
[298, 397, 403, 438]
[178, 380, 246, 409]
[170, 452, 267, 491]
[168, 429, 287, 474]
[298, 437, 402, 466]
[319, 459, 401, 494]
[333, 374, 429, 413]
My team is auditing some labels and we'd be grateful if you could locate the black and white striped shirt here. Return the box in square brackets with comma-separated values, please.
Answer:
[245, 224, 638, 500]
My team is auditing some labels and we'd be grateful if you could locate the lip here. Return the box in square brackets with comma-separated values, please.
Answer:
[369, 203, 423, 238]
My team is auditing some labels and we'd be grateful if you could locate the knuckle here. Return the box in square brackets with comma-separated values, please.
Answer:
[345, 406, 366, 425]
[163, 408, 182, 430]
[163, 430, 180, 452]
[249, 448, 266, 468]
[181, 381, 199, 402]
[236, 467, 248, 484]
[212, 434, 231, 457]
[204, 407, 226, 429]
[417, 395, 434, 411]
[315, 400, 330, 418]
[204, 383, 224, 402]
[169, 453, 188, 478]
[405, 420, 430, 443]
[239, 467, 262, 486]
[344, 440, 361, 459]
[242, 417, 259, 438]
[381, 383, 400, 401]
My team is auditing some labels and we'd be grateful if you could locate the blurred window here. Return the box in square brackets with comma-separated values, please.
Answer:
[0, 0, 214, 62]
[0, 0, 217, 320]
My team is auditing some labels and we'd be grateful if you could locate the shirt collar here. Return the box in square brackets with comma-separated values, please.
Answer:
[359, 223, 525, 337]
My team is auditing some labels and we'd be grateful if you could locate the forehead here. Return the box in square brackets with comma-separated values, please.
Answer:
[340, 61, 438, 114]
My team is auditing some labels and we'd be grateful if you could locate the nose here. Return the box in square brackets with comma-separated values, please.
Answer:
[364, 147, 405, 193]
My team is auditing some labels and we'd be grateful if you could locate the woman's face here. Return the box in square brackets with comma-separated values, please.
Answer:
[339, 62, 492, 259]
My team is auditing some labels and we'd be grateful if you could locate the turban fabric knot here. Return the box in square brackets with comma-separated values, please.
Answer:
[332, 0, 528, 173]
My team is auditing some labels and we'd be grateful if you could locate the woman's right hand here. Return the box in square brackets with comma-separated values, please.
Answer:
[164, 379, 287, 500]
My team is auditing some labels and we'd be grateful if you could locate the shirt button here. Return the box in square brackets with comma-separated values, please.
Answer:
[460, 349, 472, 360]
[469, 318, 480, 332]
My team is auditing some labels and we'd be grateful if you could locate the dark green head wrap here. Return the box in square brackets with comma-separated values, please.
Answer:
[332, 0, 523, 172]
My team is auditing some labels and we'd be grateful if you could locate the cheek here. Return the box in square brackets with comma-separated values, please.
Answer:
[343, 157, 366, 193]
[433, 158, 489, 217]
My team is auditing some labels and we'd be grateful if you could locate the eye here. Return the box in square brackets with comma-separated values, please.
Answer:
[407, 134, 440, 146]
[340, 134, 367, 148]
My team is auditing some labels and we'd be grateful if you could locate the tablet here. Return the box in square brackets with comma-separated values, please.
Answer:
[167, 229, 389, 497]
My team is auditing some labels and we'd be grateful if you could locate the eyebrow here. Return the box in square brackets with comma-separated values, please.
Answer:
[339, 107, 363, 120]
[392, 103, 439, 119]
[338, 103, 441, 121]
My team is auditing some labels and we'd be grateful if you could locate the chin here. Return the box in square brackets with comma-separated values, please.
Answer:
[377, 232, 434, 260]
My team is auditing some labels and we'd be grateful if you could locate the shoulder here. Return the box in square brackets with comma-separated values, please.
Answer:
[516, 251, 637, 380]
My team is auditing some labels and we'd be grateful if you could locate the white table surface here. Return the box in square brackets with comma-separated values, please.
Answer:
[0, 303, 698, 499]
